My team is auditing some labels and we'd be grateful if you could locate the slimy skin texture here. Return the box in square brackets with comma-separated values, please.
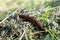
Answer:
[16, 14, 44, 31]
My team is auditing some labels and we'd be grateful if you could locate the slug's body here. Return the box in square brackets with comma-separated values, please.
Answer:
[16, 14, 44, 31]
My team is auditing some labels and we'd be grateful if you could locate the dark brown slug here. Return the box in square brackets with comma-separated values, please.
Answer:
[16, 14, 44, 31]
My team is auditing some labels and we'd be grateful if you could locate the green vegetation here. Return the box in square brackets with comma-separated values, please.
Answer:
[0, 0, 60, 40]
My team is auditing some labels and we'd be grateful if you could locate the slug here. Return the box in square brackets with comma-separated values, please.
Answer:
[16, 14, 44, 31]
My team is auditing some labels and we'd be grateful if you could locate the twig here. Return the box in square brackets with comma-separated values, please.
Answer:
[19, 25, 27, 40]
[43, 6, 60, 11]
[31, 31, 44, 35]
[0, 8, 22, 24]
[19, 31, 25, 40]
[24, 28, 28, 40]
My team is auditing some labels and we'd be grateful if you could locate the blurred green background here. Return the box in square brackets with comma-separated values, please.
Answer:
[0, 0, 54, 20]
[0, 0, 57, 20]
